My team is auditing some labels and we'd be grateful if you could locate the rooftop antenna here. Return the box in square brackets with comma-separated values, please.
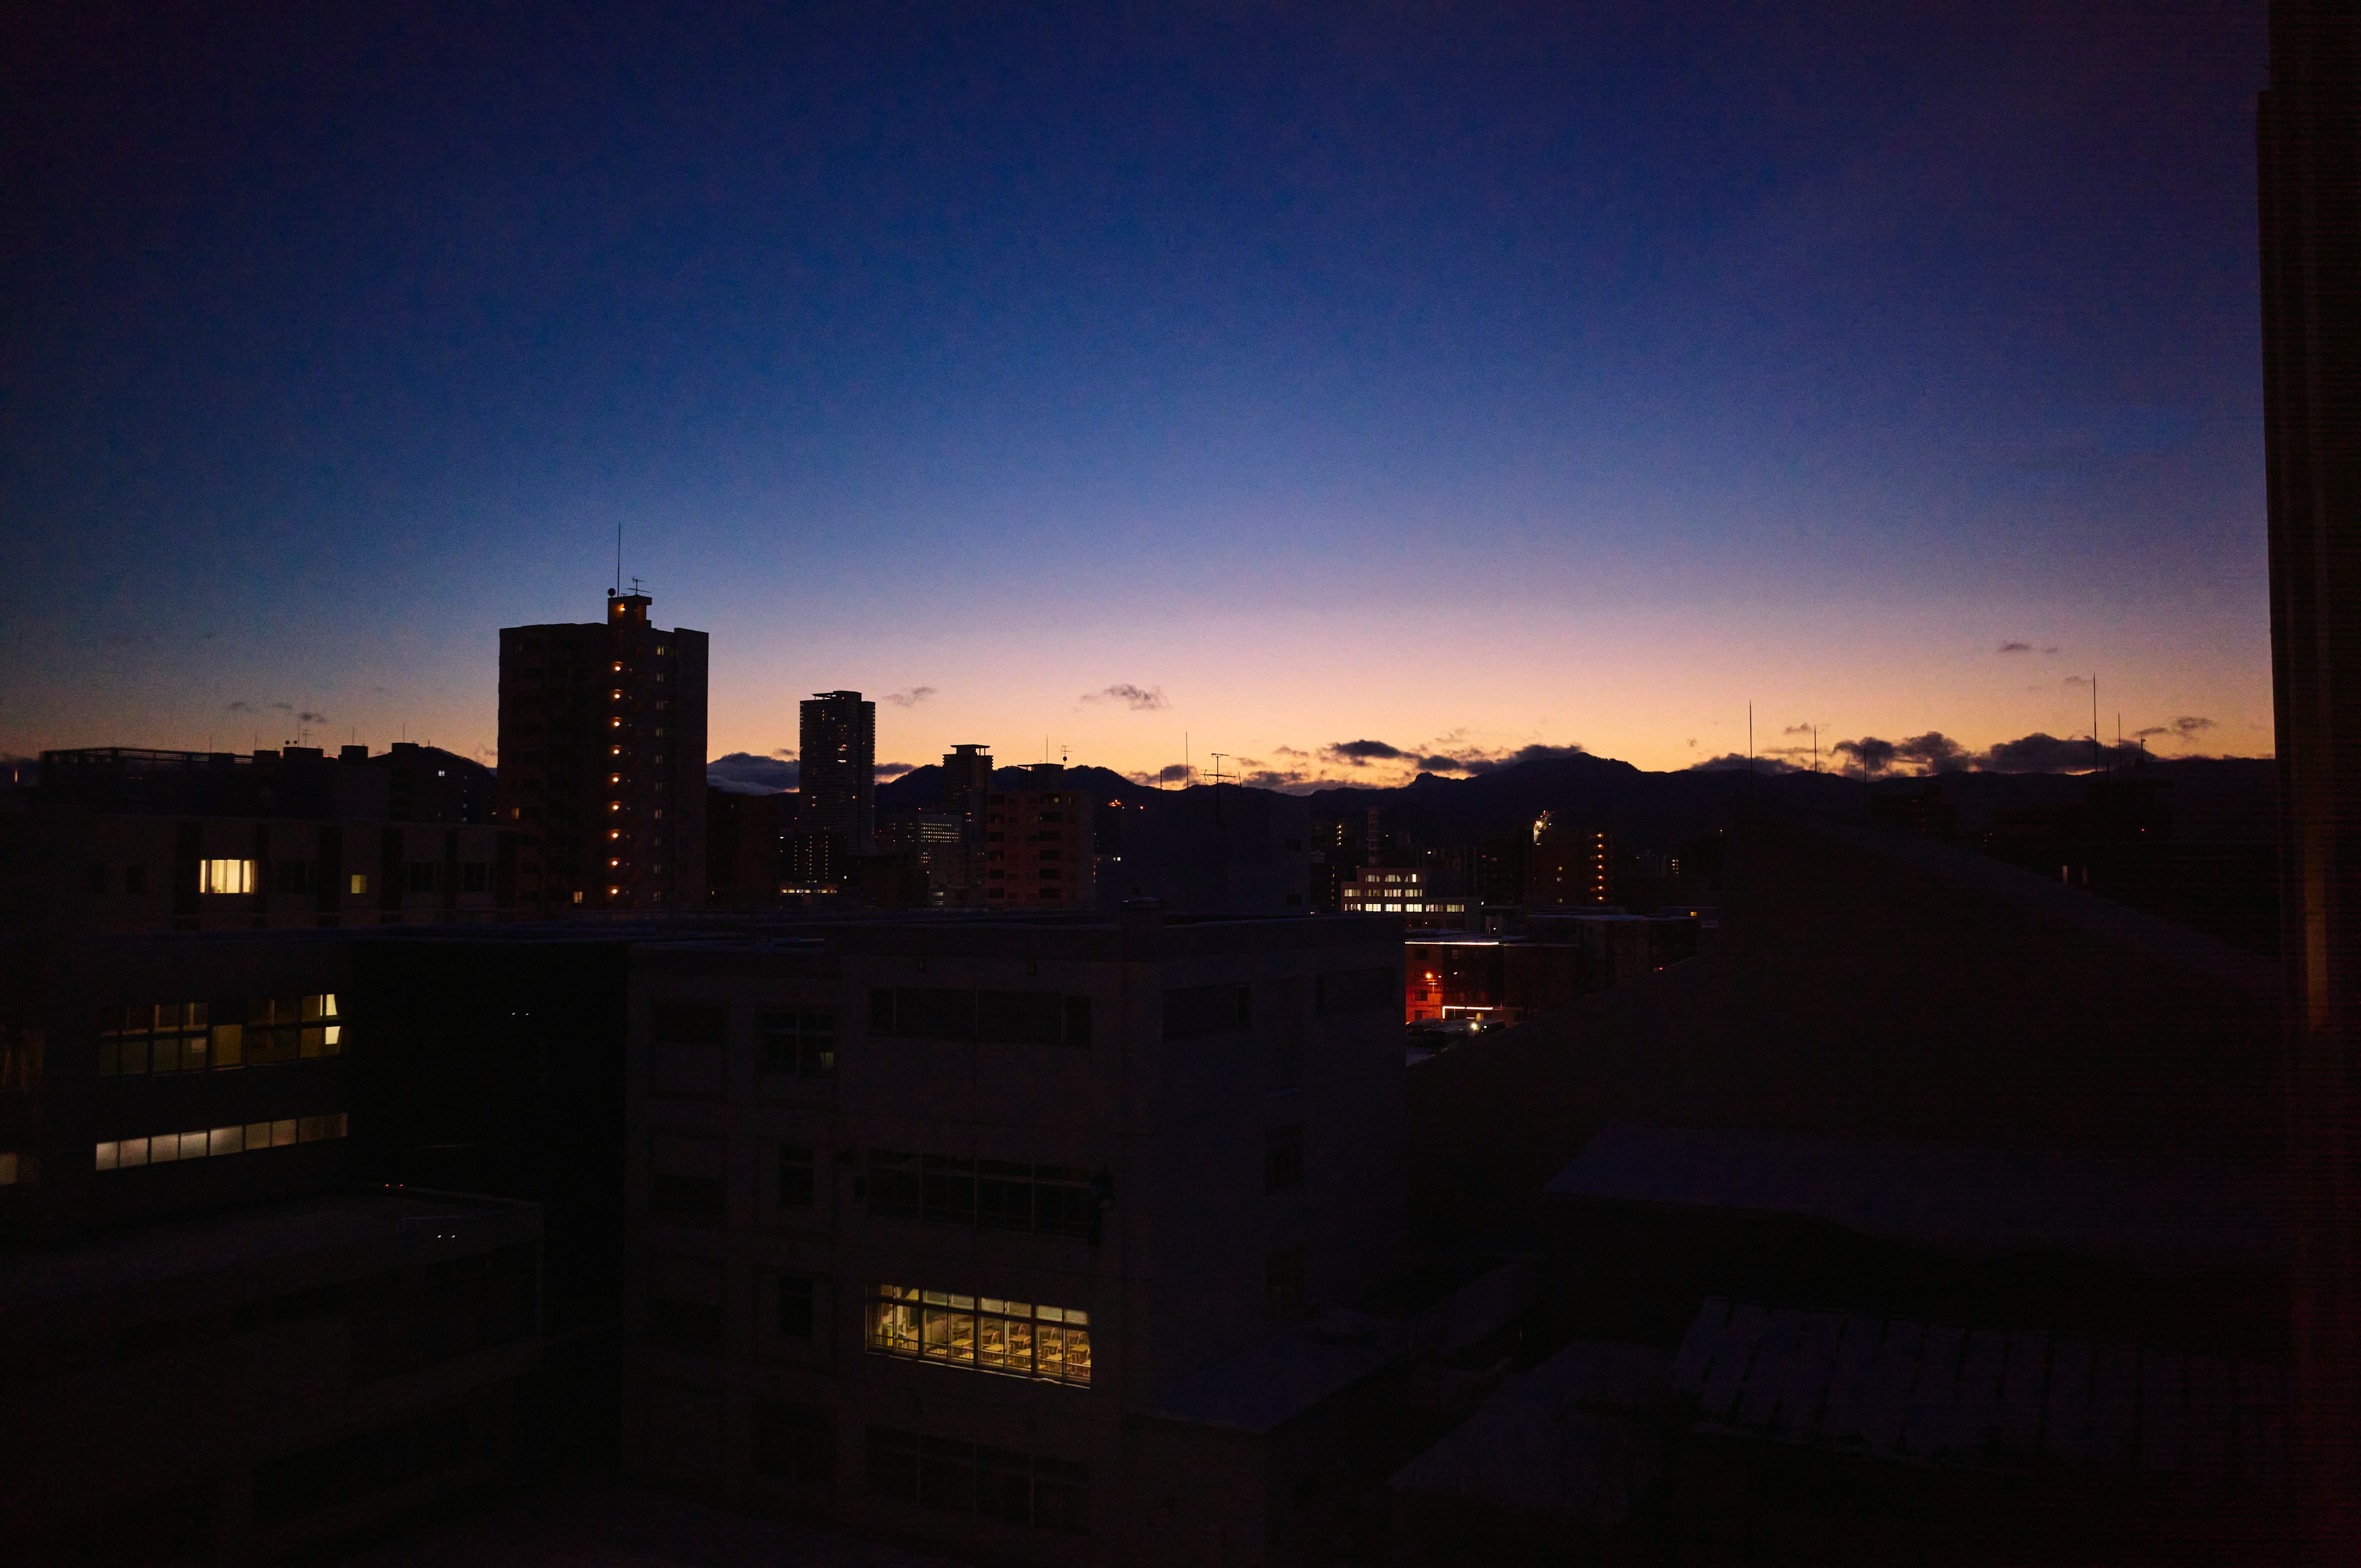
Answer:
[1811, 723, 1821, 773]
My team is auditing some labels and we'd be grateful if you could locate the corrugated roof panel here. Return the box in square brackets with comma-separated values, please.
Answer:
[1960, 1330, 2012, 1460]
[1858, 1318, 1923, 1452]
[1672, 1297, 1731, 1397]
[1770, 1311, 1844, 1438]
[2185, 1355, 2233, 1486]
[2089, 1339, 2141, 1469]
[1902, 1323, 1966, 1459]
[2236, 1360, 2287, 1495]
[1701, 1303, 1770, 1420]
[2140, 1350, 2189, 1475]
[1736, 1309, 1809, 1430]
[1814, 1313, 1887, 1444]
[2043, 1337, 2095, 1462]
[1995, 1330, 2050, 1460]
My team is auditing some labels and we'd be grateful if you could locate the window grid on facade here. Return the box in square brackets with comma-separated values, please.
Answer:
[759, 1009, 837, 1077]
[95, 1112, 347, 1170]
[753, 1400, 832, 1484]
[868, 988, 1092, 1047]
[98, 994, 342, 1077]
[866, 1152, 1097, 1240]
[865, 1285, 1092, 1387]
[778, 1144, 815, 1209]
[1265, 1123, 1305, 1192]
[865, 1427, 1088, 1534]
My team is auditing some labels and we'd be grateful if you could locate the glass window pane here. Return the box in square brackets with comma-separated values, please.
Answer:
[213, 1024, 243, 1067]
[210, 1126, 243, 1157]
[1065, 1328, 1092, 1385]
[120, 1137, 148, 1166]
[1037, 1324, 1064, 1378]
[246, 1123, 272, 1149]
[95, 1141, 117, 1170]
[151, 1134, 179, 1164]
[272, 1119, 297, 1147]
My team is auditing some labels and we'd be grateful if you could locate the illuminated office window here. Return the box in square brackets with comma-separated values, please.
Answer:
[864, 1285, 1091, 1387]
[199, 858, 255, 895]
[95, 1111, 344, 1170]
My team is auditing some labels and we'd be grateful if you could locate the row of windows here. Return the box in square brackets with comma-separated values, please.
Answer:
[95, 1112, 346, 1170]
[99, 995, 342, 1076]
[866, 1426, 1088, 1534]
[866, 1285, 1093, 1387]
[868, 1152, 1098, 1240]
[194, 858, 485, 897]
[868, 988, 1091, 1047]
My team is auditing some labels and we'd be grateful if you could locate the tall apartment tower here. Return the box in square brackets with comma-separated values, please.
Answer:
[2259, 2, 2361, 1547]
[941, 743, 994, 903]
[799, 692, 877, 857]
[497, 590, 709, 915]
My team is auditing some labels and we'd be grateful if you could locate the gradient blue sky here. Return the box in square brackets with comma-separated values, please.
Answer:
[2, 2, 2273, 785]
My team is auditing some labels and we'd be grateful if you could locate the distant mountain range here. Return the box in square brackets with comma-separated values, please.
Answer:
[861, 753, 2277, 852]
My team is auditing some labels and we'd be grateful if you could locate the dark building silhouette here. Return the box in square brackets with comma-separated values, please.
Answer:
[497, 590, 710, 916]
[6, 745, 510, 934]
[1103, 783, 1311, 916]
[623, 905, 1405, 1561]
[2259, 3, 2361, 1547]
[1391, 809, 2291, 1562]
[798, 691, 876, 858]
[706, 786, 789, 911]
[0, 926, 542, 1565]
[939, 743, 994, 904]
[984, 764, 1096, 908]
[1527, 814, 1612, 906]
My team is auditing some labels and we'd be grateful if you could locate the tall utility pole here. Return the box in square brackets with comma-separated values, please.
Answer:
[2260, 4, 2361, 1554]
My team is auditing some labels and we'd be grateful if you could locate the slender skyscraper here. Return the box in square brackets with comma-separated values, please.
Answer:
[2260, 4, 2361, 1550]
[497, 590, 709, 914]
[799, 691, 877, 856]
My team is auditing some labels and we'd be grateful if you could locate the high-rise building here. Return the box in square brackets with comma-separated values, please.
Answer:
[2258, 2, 2361, 1541]
[799, 692, 877, 857]
[939, 743, 994, 903]
[983, 764, 1095, 909]
[1527, 814, 1612, 906]
[497, 590, 709, 916]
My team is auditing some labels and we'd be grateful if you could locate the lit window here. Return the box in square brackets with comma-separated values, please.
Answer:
[865, 1284, 1091, 1387]
[199, 859, 255, 895]
[0, 1152, 17, 1185]
[349, 873, 369, 895]
[95, 1112, 343, 1171]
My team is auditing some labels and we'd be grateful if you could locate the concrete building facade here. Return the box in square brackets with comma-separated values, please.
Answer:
[622, 908, 1406, 1564]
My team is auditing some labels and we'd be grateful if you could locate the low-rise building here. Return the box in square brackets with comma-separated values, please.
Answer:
[622, 905, 1407, 1562]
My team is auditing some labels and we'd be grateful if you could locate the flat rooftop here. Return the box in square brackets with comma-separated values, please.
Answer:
[1546, 1124, 2286, 1267]
[0, 1187, 534, 1313]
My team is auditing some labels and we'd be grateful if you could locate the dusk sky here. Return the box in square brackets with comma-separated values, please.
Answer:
[4, 3, 2274, 788]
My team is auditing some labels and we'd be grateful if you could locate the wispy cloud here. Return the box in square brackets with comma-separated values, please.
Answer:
[1997, 640, 2033, 654]
[1083, 683, 1168, 711]
[2133, 716, 2218, 745]
[882, 687, 936, 708]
